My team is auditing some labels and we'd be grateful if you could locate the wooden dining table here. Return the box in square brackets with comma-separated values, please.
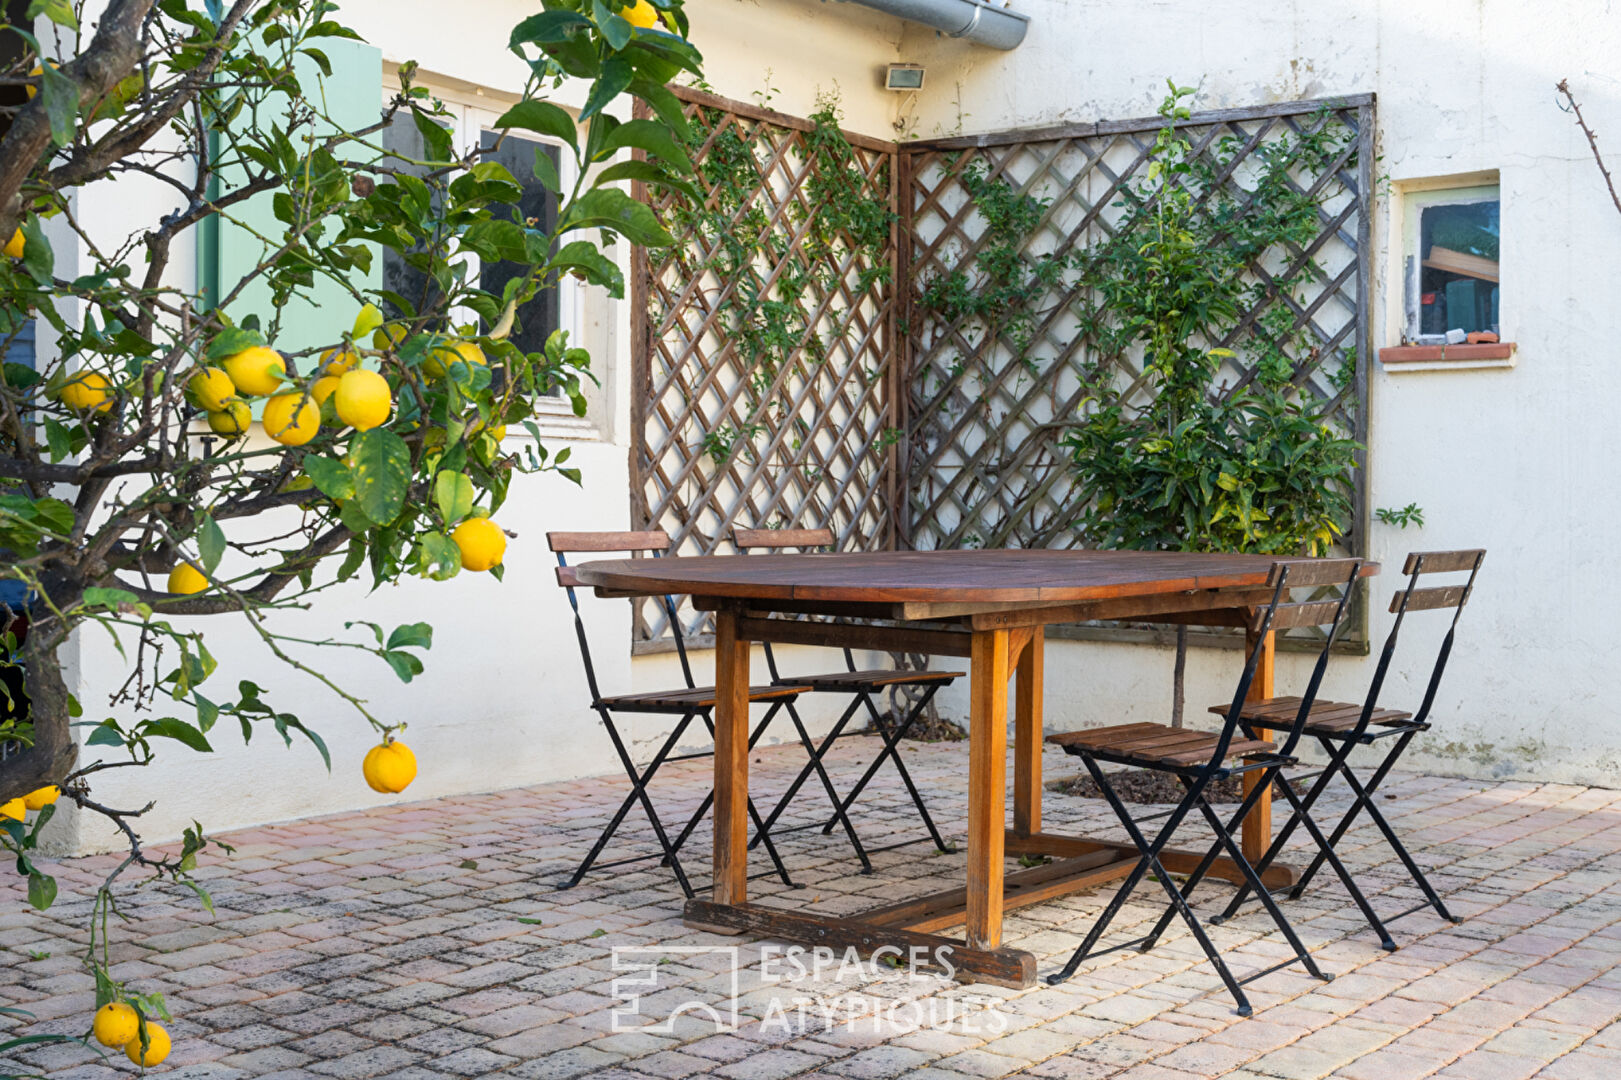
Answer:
[574, 549, 1378, 988]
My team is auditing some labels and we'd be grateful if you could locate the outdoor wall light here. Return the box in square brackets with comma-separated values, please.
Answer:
[885, 63, 926, 91]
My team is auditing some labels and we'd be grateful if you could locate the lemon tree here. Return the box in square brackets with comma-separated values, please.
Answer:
[0, 0, 699, 1051]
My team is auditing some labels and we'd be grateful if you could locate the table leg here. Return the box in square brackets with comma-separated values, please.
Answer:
[713, 608, 750, 905]
[967, 627, 1011, 951]
[1013, 627, 1044, 837]
[1241, 626, 1276, 863]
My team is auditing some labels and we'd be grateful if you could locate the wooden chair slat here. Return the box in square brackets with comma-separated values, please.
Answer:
[1046, 723, 1160, 747]
[1389, 584, 1471, 613]
[1267, 599, 1349, 630]
[1401, 549, 1486, 575]
[556, 565, 583, 588]
[733, 527, 836, 550]
[547, 530, 671, 553]
[1268, 557, 1363, 588]
[1155, 738, 1276, 767]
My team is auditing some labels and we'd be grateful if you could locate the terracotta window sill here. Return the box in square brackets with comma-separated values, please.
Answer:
[1378, 342, 1516, 371]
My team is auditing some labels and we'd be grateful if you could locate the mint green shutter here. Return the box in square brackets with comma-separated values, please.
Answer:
[201, 39, 383, 362]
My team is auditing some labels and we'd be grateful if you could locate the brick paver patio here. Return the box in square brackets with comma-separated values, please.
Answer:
[4, 736, 1621, 1079]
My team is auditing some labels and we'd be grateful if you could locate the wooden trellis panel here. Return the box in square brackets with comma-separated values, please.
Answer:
[631, 88, 901, 645]
[898, 95, 1375, 644]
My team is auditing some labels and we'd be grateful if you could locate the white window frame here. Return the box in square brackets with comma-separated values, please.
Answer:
[381, 77, 591, 434]
[1394, 177, 1501, 345]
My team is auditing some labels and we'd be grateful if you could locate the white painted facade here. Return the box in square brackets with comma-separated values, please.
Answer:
[42, 0, 1621, 853]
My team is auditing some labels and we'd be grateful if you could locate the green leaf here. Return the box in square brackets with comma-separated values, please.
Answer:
[204, 327, 267, 360]
[196, 513, 225, 575]
[18, 213, 52, 283]
[508, 9, 592, 49]
[420, 531, 461, 581]
[349, 429, 412, 526]
[579, 58, 633, 122]
[26, 0, 78, 29]
[302, 456, 356, 502]
[386, 622, 433, 651]
[82, 587, 138, 609]
[596, 118, 692, 172]
[85, 720, 124, 747]
[37, 61, 76, 147]
[492, 99, 578, 149]
[593, 159, 697, 200]
[412, 107, 454, 162]
[433, 470, 475, 524]
[143, 717, 213, 753]
[381, 649, 423, 683]
[560, 186, 673, 246]
[195, 692, 219, 733]
[42, 418, 70, 462]
[26, 872, 56, 911]
[549, 240, 625, 298]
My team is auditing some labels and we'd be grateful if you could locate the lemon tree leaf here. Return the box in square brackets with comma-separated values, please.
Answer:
[196, 513, 225, 574]
[37, 61, 76, 147]
[492, 99, 578, 149]
[26, 871, 56, 911]
[386, 622, 433, 651]
[433, 470, 474, 524]
[302, 455, 355, 501]
[141, 718, 213, 753]
[559, 187, 672, 246]
[349, 429, 411, 526]
[381, 649, 423, 683]
[204, 327, 266, 360]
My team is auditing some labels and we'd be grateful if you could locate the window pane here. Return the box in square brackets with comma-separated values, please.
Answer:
[478, 130, 561, 358]
[1419, 199, 1499, 337]
[379, 110, 448, 322]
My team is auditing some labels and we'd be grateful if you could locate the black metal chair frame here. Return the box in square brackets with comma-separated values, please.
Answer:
[1045, 559, 1363, 1016]
[1213, 549, 1485, 947]
[552, 533, 806, 898]
[729, 529, 962, 870]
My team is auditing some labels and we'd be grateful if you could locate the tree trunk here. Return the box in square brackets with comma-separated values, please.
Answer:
[0, 635, 77, 804]
[1170, 624, 1187, 728]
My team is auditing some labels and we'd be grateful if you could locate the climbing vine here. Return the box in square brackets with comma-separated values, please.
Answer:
[660, 89, 896, 472]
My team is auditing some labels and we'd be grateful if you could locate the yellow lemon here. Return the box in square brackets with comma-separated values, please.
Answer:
[362, 741, 417, 794]
[333, 369, 391, 431]
[22, 786, 60, 811]
[372, 325, 407, 352]
[186, 367, 235, 412]
[311, 375, 342, 406]
[24, 64, 44, 101]
[92, 1002, 140, 1049]
[621, 0, 660, 28]
[423, 340, 487, 379]
[4, 228, 23, 259]
[206, 398, 252, 438]
[221, 345, 286, 396]
[0, 798, 23, 822]
[125, 1021, 170, 1067]
[263, 392, 320, 446]
[319, 346, 359, 376]
[60, 372, 113, 412]
[167, 563, 208, 595]
[452, 517, 506, 572]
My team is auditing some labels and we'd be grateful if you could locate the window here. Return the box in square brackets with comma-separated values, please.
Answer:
[1403, 184, 1500, 344]
[378, 92, 577, 390]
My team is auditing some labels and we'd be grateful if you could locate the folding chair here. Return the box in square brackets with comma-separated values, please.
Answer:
[730, 528, 964, 870]
[549, 530, 809, 898]
[1043, 558, 1363, 1015]
[1210, 549, 1486, 948]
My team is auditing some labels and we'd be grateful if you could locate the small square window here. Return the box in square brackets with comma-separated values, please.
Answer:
[1403, 184, 1499, 344]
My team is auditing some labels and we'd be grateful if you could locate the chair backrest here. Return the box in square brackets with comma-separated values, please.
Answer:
[729, 526, 842, 678]
[548, 530, 693, 701]
[1362, 548, 1486, 728]
[1210, 557, 1365, 769]
[733, 527, 835, 551]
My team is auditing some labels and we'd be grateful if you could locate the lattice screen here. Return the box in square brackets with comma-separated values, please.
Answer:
[899, 96, 1373, 568]
[631, 88, 902, 645]
[632, 91, 1374, 647]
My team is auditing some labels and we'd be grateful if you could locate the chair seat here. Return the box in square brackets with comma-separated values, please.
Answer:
[1212, 696, 1414, 736]
[787, 669, 964, 691]
[599, 684, 804, 712]
[1047, 722, 1278, 770]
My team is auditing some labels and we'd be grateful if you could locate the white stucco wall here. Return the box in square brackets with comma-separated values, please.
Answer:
[900, 0, 1621, 786]
[48, 0, 1621, 854]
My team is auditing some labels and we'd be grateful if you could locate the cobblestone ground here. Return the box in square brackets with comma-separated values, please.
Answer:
[4, 736, 1620, 1079]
